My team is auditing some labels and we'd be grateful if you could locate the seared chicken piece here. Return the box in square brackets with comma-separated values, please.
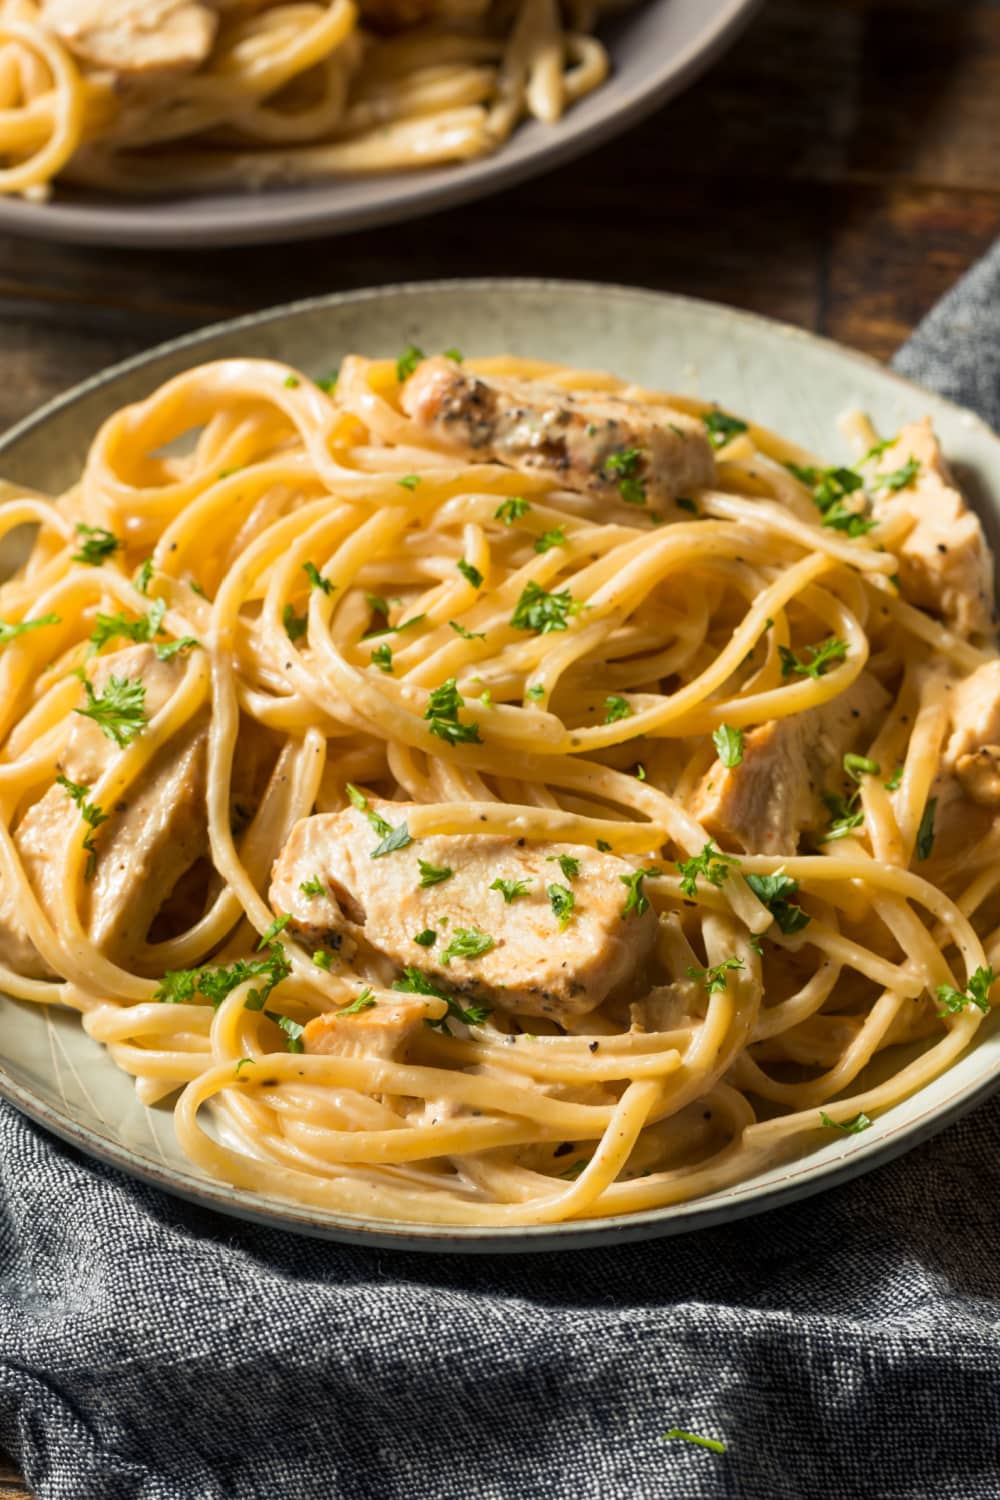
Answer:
[269, 803, 658, 1021]
[872, 419, 994, 641]
[302, 994, 428, 1061]
[0, 646, 207, 978]
[687, 672, 889, 856]
[40, 0, 218, 83]
[400, 357, 716, 510]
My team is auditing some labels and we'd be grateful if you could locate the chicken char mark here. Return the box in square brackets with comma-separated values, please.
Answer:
[400, 356, 716, 511]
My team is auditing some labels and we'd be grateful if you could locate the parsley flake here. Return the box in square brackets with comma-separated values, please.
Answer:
[303, 561, 333, 595]
[936, 965, 995, 1016]
[75, 674, 147, 747]
[547, 883, 575, 930]
[819, 1110, 871, 1134]
[603, 695, 632, 725]
[712, 724, 744, 768]
[56, 774, 109, 881]
[535, 527, 567, 554]
[418, 859, 453, 887]
[686, 956, 744, 995]
[491, 877, 532, 903]
[0, 614, 60, 650]
[494, 497, 530, 525]
[511, 581, 579, 635]
[745, 872, 810, 933]
[396, 344, 425, 382]
[778, 637, 849, 680]
[457, 559, 483, 589]
[677, 842, 739, 900]
[916, 798, 937, 861]
[72, 524, 121, 566]
[440, 927, 495, 965]
[299, 875, 325, 898]
[702, 410, 748, 449]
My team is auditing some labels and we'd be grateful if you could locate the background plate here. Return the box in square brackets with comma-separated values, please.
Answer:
[0, 0, 761, 248]
[2, 278, 999, 1253]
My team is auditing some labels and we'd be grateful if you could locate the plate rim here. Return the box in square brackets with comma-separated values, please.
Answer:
[2, 275, 999, 1253]
[0, 0, 763, 248]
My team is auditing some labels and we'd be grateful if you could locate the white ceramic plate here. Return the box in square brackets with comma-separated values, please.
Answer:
[0, 0, 761, 249]
[2, 279, 999, 1253]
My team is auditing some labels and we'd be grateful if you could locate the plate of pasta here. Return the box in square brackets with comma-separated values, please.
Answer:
[2, 278, 1000, 1252]
[0, 0, 761, 246]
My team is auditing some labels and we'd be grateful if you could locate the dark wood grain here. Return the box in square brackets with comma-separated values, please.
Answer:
[0, 1452, 32, 1500]
[0, 1, 998, 1495]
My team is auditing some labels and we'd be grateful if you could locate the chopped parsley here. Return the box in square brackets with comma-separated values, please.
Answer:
[315, 367, 339, 394]
[396, 343, 425, 382]
[511, 581, 580, 635]
[337, 989, 377, 1016]
[819, 1110, 871, 1134]
[787, 462, 874, 536]
[264, 1010, 305, 1051]
[258, 914, 290, 947]
[677, 842, 739, 900]
[936, 965, 995, 1016]
[313, 950, 332, 971]
[619, 869, 650, 918]
[371, 821, 413, 858]
[440, 927, 495, 965]
[449, 620, 486, 641]
[346, 783, 413, 858]
[844, 753, 880, 781]
[820, 790, 865, 843]
[414, 929, 437, 947]
[661, 1429, 726, 1454]
[135, 558, 154, 594]
[397, 474, 421, 491]
[778, 637, 849, 680]
[283, 374, 300, 389]
[547, 883, 575, 930]
[444, 347, 463, 364]
[876, 456, 921, 493]
[526, 683, 545, 700]
[393, 966, 490, 1028]
[686, 956, 744, 994]
[457, 559, 483, 589]
[490, 877, 532, 903]
[745, 872, 810, 934]
[676, 497, 699, 515]
[89, 598, 165, 653]
[702, 409, 748, 449]
[547, 854, 580, 881]
[299, 875, 326, 898]
[283, 604, 307, 642]
[603, 695, 632, 725]
[494, 497, 530, 525]
[155, 637, 199, 662]
[534, 527, 567, 554]
[56, 774, 109, 881]
[418, 859, 453, 887]
[371, 642, 393, 672]
[712, 724, 744, 768]
[75, 674, 147, 748]
[916, 797, 937, 861]
[885, 766, 903, 791]
[0, 614, 60, 650]
[424, 677, 482, 746]
[72, 524, 121, 566]
[596, 839, 613, 852]
[303, 561, 333, 595]
[156, 944, 291, 1011]
[601, 447, 646, 505]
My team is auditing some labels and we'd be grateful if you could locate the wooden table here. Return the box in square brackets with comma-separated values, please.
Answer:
[1, 0, 997, 1492]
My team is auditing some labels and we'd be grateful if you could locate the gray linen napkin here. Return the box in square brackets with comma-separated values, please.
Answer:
[3, 250, 1000, 1500]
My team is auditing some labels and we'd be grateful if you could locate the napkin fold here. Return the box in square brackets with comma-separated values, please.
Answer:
[4, 246, 1000, 1500]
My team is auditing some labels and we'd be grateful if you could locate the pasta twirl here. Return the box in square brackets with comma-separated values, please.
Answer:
[0, 347, 998, 1228]
[0, 0, 613, 199]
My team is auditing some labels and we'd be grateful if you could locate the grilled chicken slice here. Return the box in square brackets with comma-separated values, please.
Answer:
[40, 0, 218, 82]
[872, 419, 994, 641]
[0, 646, 207, 978]
[686, 672, 889, 856]
[269, 803, 658, 1021]
[400, 357, 716, 510]
[302, 994, 429, 1062]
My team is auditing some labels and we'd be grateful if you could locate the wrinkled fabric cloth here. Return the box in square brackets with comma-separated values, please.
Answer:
[4, 250, 1000, 1500]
